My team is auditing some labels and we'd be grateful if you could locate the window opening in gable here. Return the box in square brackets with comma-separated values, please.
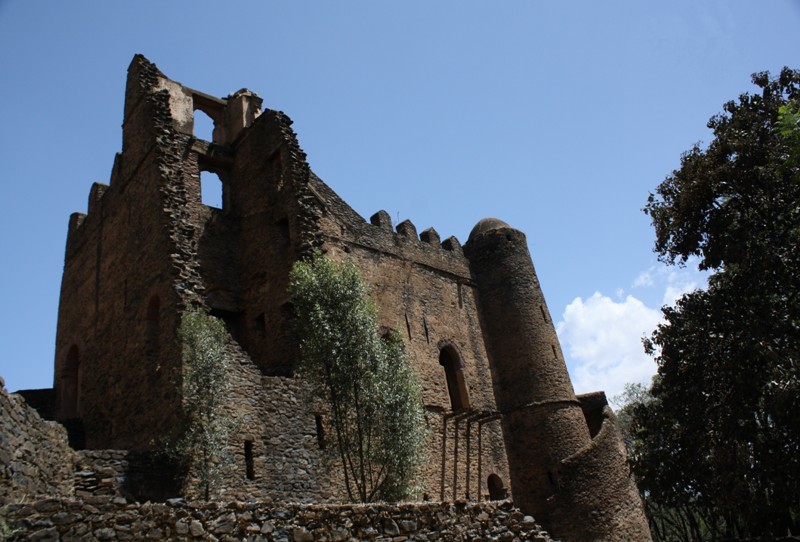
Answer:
[275, 217, 290, 246]
[253, 313, 266, 338]
[439, 344, 470, 411]
[200, 169, 223, 209]
[193, 108, 216, 142]
[268, 148, 283, 191]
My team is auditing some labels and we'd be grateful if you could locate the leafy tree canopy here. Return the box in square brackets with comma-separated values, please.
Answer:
[633, 69, 800, 540]
[644, 68, 800, 273]
[289, 254, 426, 503]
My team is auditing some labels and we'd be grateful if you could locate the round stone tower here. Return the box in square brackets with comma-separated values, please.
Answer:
[464, 218, 591, 526]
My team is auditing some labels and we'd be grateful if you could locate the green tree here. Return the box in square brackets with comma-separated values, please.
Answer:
[174, 309, 236, 500]
[616, 379, 720, 542]
[779, 98, 800, 170]
[289, 254, 426, 503]
[634, 68, 800, 540]
[611, 381, 652, 454]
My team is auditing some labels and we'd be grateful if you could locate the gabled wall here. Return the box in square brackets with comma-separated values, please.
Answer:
[54, 57, 187, 450]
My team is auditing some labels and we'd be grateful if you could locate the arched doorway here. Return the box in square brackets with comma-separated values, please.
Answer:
[487, 473, 507, 500]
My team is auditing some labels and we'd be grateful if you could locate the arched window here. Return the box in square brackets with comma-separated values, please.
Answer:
[60, 345, 81, 418]
[487, 474, 507, 500]
[439, 344, 470, 411]
[146, 295, 160, 361]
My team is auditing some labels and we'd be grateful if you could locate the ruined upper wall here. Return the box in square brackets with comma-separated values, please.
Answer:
[53, 56, 213, 447]
[123, 54, 263, 152]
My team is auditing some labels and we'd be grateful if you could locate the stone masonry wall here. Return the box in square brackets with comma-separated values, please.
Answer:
[1, 498, 556, 542]
[249, 376, 337, 503]
[206, 353, 339, 504]
[0, 380, 76, 504]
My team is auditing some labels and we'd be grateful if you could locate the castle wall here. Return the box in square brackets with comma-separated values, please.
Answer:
[171, 85, 512, 503]
[307, 179, 510, 502]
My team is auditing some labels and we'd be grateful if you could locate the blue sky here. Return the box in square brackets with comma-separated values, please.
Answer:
[0, 1, 798, 398]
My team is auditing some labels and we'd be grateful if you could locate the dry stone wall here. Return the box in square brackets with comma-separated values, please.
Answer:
[1, 498, 556, 542]
[0, 379, 76, 505]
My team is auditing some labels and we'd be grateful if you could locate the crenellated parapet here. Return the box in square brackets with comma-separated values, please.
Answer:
[309, 178, 473, 281]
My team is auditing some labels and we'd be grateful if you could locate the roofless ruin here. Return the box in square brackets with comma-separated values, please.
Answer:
[42, 55, 649, 541]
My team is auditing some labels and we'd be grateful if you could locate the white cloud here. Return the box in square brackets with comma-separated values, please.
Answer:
[633, 270, 654, 288]
[556, 292, 662, 399]
[555, 261, 710, 401]
[662, 269, 702, 306]
[632, 259, 709, 307]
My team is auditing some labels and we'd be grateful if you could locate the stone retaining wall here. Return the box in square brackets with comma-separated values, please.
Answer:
[1, 498, 556, 542]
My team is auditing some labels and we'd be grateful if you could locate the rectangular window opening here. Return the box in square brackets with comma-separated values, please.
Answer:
[200, 169, 223, 209]
[254, 313, 266, 337]
[315, 415, 326, 450]
[244, 440, 255, 480]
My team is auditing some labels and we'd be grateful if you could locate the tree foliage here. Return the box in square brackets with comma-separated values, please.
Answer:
[633, 69, 800, 540]
[289, 254, 426, 503]
[174, 309, 236, 500]
[611, 381, 653, 453]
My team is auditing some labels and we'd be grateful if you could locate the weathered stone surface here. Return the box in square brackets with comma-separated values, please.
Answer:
[94, 527, 116, 540]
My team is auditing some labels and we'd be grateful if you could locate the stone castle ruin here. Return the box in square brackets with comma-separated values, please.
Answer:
[6, 56, 650, 541]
